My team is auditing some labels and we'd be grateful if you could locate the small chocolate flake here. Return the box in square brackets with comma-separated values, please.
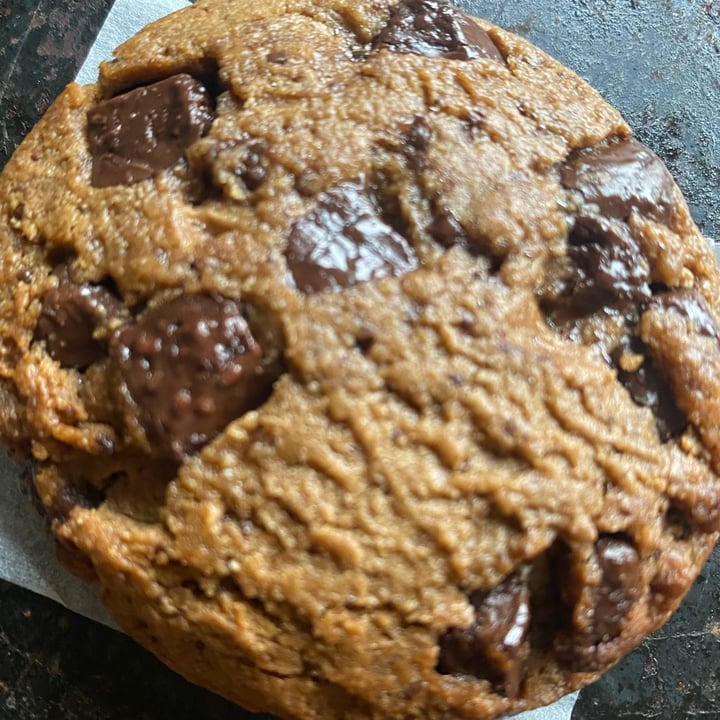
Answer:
[428, 206, 465, 248]
[87, 74, 214, 187]
[267, 50, 288, 64]
[561, 136, 677, 225]
[237, 141, 269, 191]
[374, 0, 504, 62]
[112, 294, 277, 459]
[406, 115, 432, 152]
[285, 183, 417, 294]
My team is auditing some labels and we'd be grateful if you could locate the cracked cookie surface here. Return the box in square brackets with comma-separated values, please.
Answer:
[1, 1, 720, 718]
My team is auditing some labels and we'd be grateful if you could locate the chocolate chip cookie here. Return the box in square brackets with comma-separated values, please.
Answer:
[1, 1, 720, 718]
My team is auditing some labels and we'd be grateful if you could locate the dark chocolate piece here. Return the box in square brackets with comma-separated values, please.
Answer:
[112, 294, 275, 459]
[49, 482, 105, 521]
[373, 0, 504, 62]
[591, 537, 642, 642]
[406, 115, 432, 153]
[437, 574, 530, 698]
[561, 137, 677, 225]
[566, 215, 651, 312]
[428, 206, 465, 248]
[614, 341, 687, 442]
[87, 74, 214, 188]
[237, 141, 269, 191]
[285, 183, 417, 294]
[556, 536, 642, 670]
[36, 266, 120, 369]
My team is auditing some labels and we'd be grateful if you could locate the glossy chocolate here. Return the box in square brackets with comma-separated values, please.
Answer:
[36, 266, 120, 369]
[285, 183, 417, 293]
[591, 537, 642, 642]
[373, 0, 504, 62]
[567, 215, 651, 311]
[112, 294, 274, 459]
[437, 574, 530, 698]
[87, 74, 214, 187]
[561, 137, 677, 225]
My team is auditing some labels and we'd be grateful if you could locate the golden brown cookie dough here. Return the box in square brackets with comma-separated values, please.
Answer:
[2, 1, 720, 718]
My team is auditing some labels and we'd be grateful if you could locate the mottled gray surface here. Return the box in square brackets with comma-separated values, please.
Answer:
[463, 0, 720, 241]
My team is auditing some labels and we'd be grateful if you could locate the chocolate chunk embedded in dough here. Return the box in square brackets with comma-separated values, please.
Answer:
[591, 537, 643, 641]
[437, 574, 530, 698]
[374, 0, 504, 62]
[561, 137, 677, 225]
[615, 352, 687, 442]
[112, 294, 274, 459]
[87, 74, 214, 187]
[567, 216, 651, 312]
[36, 266, 121, 369]
[557, 536, 642, 670]
[285, 183, 417, 294]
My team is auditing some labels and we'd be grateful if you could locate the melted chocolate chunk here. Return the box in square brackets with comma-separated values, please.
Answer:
[374, 0, 504, 62]
[566, 216, 651, 312]
[614, 344, 687, 442]
[87, 74, 214, 188]
[437, 574, 530, 698]
[561, 137, 677, 225]
[404, 115, 432, 173]
[406, 115, 432, 153]
[556, 536, 642, 670]
[50, 482, 105, 521]
[36, 266, 121, 369]
[592, 537, 642, 641]
[285, 183, 417, 294]
[112, 294, 275, 459]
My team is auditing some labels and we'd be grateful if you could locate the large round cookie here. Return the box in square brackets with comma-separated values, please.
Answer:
[1, 0, 720, 718]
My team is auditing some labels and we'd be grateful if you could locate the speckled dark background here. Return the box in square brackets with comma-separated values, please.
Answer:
[1, 1, 720, 718]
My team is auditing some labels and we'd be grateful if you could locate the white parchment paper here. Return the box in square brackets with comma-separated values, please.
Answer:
[7, 0, 720, 715]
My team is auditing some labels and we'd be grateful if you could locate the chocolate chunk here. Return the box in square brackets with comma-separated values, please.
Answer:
[237, 141, 269, 191]
[556, 536, 642, 670]
[406, 115, 432, 153]
[403, 115, 432, 174]
[285, 183, 417, 294]
[566, 216, 651, 312]
[561, 137, 677, 225]
[428, 206, 465, 248]
[87, 74, 214, 188]
[49, 482, 105, 522]
[112, 294, 275, 459]
[592, 537, 642, 642]
[437, 574, 530, 698]
[614, 342, 687, 442]
[36, 266, 121, 369]
[374, 0, 504, 62]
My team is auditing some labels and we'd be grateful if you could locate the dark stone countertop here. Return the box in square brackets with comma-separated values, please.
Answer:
[1, 1, 720, 719]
